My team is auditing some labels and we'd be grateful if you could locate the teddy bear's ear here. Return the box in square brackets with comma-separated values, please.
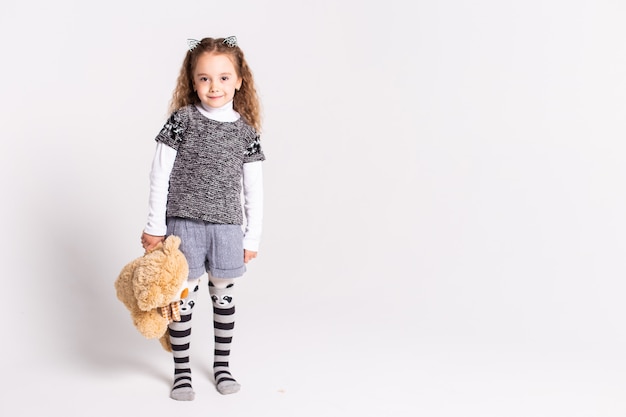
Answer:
[163, 235, 182, 255]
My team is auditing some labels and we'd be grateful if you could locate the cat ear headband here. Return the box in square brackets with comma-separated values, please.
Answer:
[187, 36, 237, 51]
[187, 39, 201, 50]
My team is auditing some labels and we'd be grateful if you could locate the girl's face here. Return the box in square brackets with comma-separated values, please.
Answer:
[192, 52, 242, 109]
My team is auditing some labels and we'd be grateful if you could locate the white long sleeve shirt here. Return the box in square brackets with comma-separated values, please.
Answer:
[144, 101, 264, 251]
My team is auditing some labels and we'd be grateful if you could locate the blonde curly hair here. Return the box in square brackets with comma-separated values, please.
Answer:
[169, 37, 262, 132]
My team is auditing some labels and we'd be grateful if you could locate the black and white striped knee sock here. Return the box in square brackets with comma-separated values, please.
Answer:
[209, 282, 240, 395]
[168, 281, 199, 401]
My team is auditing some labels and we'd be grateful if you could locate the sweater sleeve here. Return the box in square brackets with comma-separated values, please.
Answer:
[156, 108, 189, 150]
[144, 142, 177, 236]
[242, 160, 264, 251]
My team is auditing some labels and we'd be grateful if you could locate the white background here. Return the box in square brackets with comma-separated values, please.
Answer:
[1, 0, 625, 416]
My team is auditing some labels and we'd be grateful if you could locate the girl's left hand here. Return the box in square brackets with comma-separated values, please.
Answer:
[244, 250, 257, 263]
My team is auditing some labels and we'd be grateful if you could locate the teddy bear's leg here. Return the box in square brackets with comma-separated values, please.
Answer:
[167, 279, 200, 401]
[209, 279, 241, 395]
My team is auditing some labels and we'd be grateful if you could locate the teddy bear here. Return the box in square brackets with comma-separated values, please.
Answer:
[114, 235, 189, 352]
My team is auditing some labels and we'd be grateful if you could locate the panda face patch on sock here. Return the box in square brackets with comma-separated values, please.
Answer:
[180, 298, 195, 312]
[179, 284, 200, 313]
[211, 294, 233, 307]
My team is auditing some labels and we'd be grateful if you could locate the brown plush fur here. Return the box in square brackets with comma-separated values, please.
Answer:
[115, 235, 188, 352]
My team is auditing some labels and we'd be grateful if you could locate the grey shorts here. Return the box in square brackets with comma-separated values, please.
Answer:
[166, 217, 246, 280]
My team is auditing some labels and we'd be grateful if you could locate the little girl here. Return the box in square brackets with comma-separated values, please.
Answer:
[140, 36, 265, 401]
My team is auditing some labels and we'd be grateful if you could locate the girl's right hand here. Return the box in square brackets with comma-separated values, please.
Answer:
[141, 232, 165, 251]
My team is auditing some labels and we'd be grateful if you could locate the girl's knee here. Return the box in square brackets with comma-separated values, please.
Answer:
[208, 273, 236, 289]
